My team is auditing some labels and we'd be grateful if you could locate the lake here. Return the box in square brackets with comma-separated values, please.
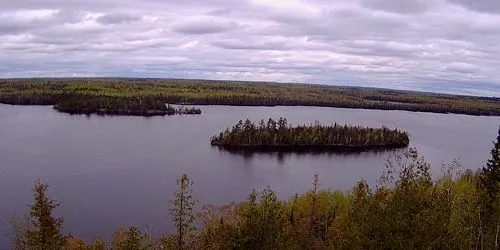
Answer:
[0, 104, 498, 247]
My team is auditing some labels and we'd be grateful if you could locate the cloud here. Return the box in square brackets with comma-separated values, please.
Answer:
[359, 0, 432, 14]
[212, 37, 288, 50]
[96, 13, 142, 25]
[171, 16, 239, 34]
[0, 9, 58, 34]
[448, 0, 500, 13]
[0, 0, 499, 96]
[445, 62, 479, 74]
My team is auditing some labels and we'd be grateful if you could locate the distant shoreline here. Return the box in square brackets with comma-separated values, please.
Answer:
[1, 78, 499, 116]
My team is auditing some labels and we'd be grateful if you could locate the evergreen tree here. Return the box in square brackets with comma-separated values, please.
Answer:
[26, 181, 65, 250]
[479, 126, 500, 248]
[169, 174, 197, 249]
[309, 174, 320, 238]
[481, 126, 500, 200]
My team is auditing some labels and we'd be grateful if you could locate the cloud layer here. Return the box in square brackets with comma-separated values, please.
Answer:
[1, 0, 500, 96]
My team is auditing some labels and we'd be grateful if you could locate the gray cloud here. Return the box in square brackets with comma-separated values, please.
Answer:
[0, 0, 499, 96]
[96, 13, 142, 25]
[448, 0, 500, 13]
[0, 21, 30, 34]
[171, 16, 239, 34]
[212, 38, 287, 50]
[360, 0, 431, 14]
[444, 62, 480, 73]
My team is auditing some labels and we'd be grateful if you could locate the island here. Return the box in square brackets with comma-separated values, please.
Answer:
[53, 95, 201, 116]
[210, 118, 409, 151]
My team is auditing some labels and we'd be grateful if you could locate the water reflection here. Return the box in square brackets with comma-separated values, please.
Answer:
[215, 146, 405, 165]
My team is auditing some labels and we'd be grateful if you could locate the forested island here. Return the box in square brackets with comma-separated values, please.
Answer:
[53, 95, 201, 116]
[210, 118, 409, 151]
[10, 128, 500, 249]
[1, 78, 499, 116]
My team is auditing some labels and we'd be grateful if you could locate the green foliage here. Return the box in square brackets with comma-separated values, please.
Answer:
[24, 181, 66, 250]
[211, 118, 409, 151]
[111, 227, 150, 250]
[479, 126, 500, 249]
[196, 148, 485, 249]
[90, 237, 106, 250]
[10, 215, 30, 250]
[9, 162, 490, 249]
[64, 235, 88, 249]
[168, 174, 197, 249]
[480, 126, 500, 200]
[53, 95, 201, 116]
[1, 78, 499, 116]
[236, 187, 286, 249]
[198, 203, 241, 249]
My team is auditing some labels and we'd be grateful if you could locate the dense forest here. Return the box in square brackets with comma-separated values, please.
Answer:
[211, 118, 409, 151]
[10, 128, 500, 249]
[1, 78, 499, 116]
[54, 95, 201, 116]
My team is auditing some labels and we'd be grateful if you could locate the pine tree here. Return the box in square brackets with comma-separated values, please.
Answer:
[479, 126, 500, 248]
[309, 174, 320, 237]
[125, 227, 144, 250]
[481, 126, 500, 200]
[169, 174, 197, 249]
[26, 181, 65, 250]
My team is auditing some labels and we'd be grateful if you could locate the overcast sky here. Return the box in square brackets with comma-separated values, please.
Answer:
[1, 0, 500, 96]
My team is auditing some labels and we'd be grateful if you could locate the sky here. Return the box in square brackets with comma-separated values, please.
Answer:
[1, 0, 500, 96]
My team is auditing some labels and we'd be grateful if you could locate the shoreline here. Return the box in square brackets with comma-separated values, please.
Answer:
[1, 79, 499, 116]
[211, 143, 408, 152]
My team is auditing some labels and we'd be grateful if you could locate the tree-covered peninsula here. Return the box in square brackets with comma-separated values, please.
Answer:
[210, 118, 409, 151]
[54, 96, 201, 116]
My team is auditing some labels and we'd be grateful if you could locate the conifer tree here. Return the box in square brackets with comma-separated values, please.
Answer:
[309, 174, 320, 237]
[480, 126, 500, 248]
[26, 181, 65, 250]
[481, 126, 500, 200]
[169, 174, 197, 249]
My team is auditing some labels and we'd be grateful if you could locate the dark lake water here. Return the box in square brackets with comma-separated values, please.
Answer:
[0, 104, 499, 247]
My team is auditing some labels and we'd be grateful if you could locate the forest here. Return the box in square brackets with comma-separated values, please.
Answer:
[1, 78, 500, 116]
[9, 128, 500, 250]
[54, 95, 201, 116]
[210, 118, 409, 151]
